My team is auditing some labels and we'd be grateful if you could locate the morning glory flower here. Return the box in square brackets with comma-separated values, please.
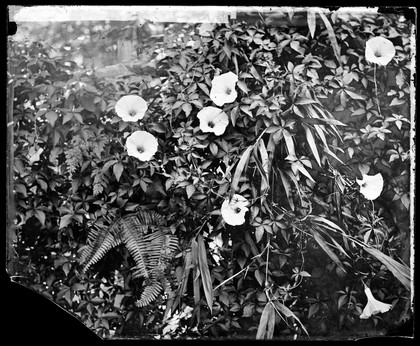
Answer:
[125, 130, 158, 162]
[197, 106, 229, 136]
[221, 194, 249, 226]
[115, 95, 148, 122]
[359, 284, 392, 319]
[365, 36, 396, 66]
[356, 173, 384, 201]
[210, 72, 238, 106]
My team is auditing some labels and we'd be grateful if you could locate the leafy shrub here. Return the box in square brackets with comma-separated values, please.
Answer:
[9, 9, 413, 339]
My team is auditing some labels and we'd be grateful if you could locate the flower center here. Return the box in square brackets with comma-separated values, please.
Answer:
[225, 87, 232, 95]
[208, 121, 215, 128]
[234, 207, 241, 213]
[129, 110, 137, 117]
[373, 49, 382, 58]
[136, 145, 145, 153]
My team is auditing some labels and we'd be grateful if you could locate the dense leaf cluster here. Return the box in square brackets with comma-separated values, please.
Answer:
[9, 10, 412, 339]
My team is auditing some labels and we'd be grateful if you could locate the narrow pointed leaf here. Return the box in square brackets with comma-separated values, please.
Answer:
[191, 238, 201, 305]
[310, 215, 345, 234]
[279, 169, 295, 210]
[364, 246, 411, 289]
[317, 10, 341, 65]
[257, 139, 270, 193]
[296, 162, 316, 183]
[307, 9, 317, 38]
[172, 251, 192, 313]
[231, 145, 253, 192]
[313, 124, 328, 147]
[311, 228, 347, 274]
[302, 123, 321, 167]
[256, 303, 275, 340]
[197, 234, 213, 313]
[317, 228, 351, 259]
[273, 300, 309, 337]
[283, 131, 296, 156]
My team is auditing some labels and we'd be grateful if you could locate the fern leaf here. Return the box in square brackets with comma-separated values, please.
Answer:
[136, 280, 163, 307]
[80, 210, 178, 307]
[80, 224, 122, 272]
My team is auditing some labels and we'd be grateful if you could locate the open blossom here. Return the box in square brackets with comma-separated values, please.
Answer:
[197, 106, 229, 136]
[359, 285, 392, 319]
[365, 36, 396, 66]
[210, 72, 238, 106]
[221, 194, 249, 226]
[115, 95, 148, 122]
[356, 173, 384, 201]
[125, 131, 158, 162]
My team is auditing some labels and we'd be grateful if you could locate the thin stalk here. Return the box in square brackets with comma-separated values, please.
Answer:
[373, 64, 382, 117]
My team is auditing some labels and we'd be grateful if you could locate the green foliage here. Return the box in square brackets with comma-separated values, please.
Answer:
[81, 210, 178, 307]
[10, 9, 413, 340]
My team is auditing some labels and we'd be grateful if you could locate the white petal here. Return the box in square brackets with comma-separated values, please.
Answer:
[197, 106, 229, 135]
[115, 95, 148, 122]
[365, 37, 396, 66]
[221, 194, 249, 226]
[125, 130, 158, 162]
[360, 286, 392, 319]
[210, 72, 238, 106]
[357, 173, 384, 200]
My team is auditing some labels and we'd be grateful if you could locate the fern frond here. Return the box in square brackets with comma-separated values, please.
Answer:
[80, 209, 178, 307]
[136, 281, 163, 307]
[80, 224, 122, 272]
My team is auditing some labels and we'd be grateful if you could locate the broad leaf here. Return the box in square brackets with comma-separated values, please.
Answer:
[113, 162, 124, 182]
[45, 111, 58, 127]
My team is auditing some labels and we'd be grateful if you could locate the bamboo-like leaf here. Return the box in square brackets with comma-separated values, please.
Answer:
[307, 9, 317, 38]
[323, 146, 345, 165]
[313, 124, 328, 147]
[254, 155, 269, 196]
[301, 117, 347, 127]
[283, 131, 296, 157]
[310, 215, 346, 234]
[256, 302, 275, 340]
[317, 10, 341, 65]
[191, 238, 201, 305]
[272, 300, 309, 337]
[197, 234, 213, 313]
[257, 139, 270, 193]
[317, 228, 351, 259]
[312, 104, 343, 139]
[295, 161, 316, 183]
[311, 228, 347, 274]
[344, 89, 365, 101]
[302, 123, 321, 167]
[364, 246, 411, 290]
[172, 250, 192, 314]
[279, 169, 295, 211]
[231, 145, 253, 192]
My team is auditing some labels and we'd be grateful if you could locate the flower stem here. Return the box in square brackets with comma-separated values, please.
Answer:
[373, 65, 382, 117]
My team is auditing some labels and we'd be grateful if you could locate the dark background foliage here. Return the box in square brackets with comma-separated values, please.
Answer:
[6, 7, 414, 340]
